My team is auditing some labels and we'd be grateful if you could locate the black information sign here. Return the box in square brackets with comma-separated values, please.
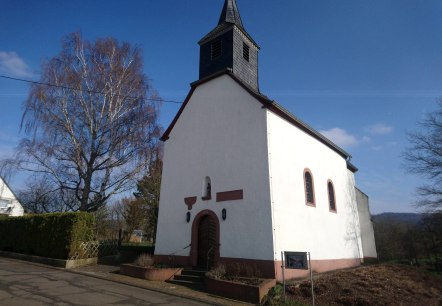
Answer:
[284, 252, 308, 270]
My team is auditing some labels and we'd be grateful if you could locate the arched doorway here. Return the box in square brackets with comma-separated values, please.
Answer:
[190, 210, 220, 270]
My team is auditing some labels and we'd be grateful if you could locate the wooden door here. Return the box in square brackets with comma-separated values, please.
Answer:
[197, 215, 217, 269]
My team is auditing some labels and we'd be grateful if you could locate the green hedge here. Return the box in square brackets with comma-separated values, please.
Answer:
[119, 243, 155, 255]
[0, 212, 95, 259]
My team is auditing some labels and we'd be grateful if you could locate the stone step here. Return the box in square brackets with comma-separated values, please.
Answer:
[167, 267, 207, 291]
[167, 279, 205, 290]
[191, 266, 208, 272]
[173, 274, 204, 283]
[181, 269, 206, 277]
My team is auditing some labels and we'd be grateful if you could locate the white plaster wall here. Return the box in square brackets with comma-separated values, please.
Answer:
[266, 111, 363, 261]
[155, 75, 274, 260]
[0, 178, 24, 217]
[355, 188, 377, 259]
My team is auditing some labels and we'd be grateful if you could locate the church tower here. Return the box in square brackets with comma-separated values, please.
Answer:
[199, 0, 260, 90]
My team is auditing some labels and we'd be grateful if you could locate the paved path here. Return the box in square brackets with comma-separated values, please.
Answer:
[0, 258, 207, 306]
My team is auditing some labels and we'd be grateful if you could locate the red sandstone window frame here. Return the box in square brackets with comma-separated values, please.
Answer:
[327, 179, 337, 213]
[303, 168, 316, 207]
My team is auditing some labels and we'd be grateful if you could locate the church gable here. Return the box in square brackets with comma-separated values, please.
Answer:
[161, 70, 355, 173]
[162, 73, 268, 152]
[161, 69, 270, 142]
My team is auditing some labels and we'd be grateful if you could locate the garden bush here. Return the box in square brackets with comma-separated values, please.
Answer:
[119, 243, 155, 254]
[0, 212, 95, 259]
[133, 253, 155, 267]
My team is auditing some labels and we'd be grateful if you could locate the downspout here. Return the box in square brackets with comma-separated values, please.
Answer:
[266, 109, 278, 279]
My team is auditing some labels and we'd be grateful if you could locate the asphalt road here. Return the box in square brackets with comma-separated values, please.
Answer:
[0, 258, 207, 306]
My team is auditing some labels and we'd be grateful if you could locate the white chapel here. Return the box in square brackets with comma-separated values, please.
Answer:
[154, 0, 377, 280]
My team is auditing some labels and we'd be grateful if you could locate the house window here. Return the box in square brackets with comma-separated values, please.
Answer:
[328, 180, 337, 212]
[304, 169, 315, 206]
[243, 42, 250, 62]
[211, 40, 222, 59]
[0, 199, 10, 208]
[202, 176, 212, 200]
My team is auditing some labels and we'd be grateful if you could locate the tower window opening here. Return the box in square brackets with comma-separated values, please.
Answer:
[243, 43, 250, 62]
[211, 40, 222, 59]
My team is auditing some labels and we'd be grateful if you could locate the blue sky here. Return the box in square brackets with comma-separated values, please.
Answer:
[1, 0, 441, 214]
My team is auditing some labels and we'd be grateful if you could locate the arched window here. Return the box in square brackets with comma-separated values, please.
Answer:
[202, 176, 212, 200]
[328, 180, 337, 212]
[303, 169, 315, 206]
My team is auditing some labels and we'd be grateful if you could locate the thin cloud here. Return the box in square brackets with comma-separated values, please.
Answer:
[365, 123, 393, 135]
[320, 127, 359, 148]
[0, 51, 34, 78]
[360, 136, 371, 143]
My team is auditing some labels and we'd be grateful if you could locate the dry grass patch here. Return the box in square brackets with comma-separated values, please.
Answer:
[266, 264, 442, 306]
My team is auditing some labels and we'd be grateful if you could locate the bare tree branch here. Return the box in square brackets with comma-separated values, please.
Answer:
[404, 101, 442, 212]
[1, 32, 161, 212]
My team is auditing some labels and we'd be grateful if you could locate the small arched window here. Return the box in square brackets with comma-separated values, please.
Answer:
[202, 176, 212, 200]
[304, 169, 315, 206]
[328, 180, 337, 212]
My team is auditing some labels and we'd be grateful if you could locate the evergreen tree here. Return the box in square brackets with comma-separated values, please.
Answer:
[134, 155, 162, 243]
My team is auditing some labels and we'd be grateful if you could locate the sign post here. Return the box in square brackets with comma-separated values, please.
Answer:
[281, 251, 286, 303]
[309, 252, 315, 306]
[282, 251, 315, 306]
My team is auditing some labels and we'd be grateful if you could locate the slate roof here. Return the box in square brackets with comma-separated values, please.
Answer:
[160, 69, 358, 172]
[218, 0, 244, 29]
[198, 0, 259, 48]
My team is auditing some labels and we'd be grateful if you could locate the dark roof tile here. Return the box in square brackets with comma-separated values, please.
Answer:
[218, 0, 244, 29]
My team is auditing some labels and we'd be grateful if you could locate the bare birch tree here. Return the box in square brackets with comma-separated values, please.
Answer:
[404, 101, 442, 212]
[3, 32, 161, 212]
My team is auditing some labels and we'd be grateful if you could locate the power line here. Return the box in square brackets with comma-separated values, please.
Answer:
[0, 75, 183, 104]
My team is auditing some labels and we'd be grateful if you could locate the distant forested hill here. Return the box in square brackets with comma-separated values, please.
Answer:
[372, 213, 422, 224]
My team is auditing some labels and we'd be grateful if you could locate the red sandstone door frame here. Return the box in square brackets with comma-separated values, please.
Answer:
[190, 210, 220, 268]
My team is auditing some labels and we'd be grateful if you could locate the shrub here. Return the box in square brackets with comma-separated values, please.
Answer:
[134, 253, 154, 267]
[262, 284, 306, 306]
[119, 243, 155, 254]
[207, 263, 265, 286]
[0, 212, 95, 259]
[207, 264, 227, 280]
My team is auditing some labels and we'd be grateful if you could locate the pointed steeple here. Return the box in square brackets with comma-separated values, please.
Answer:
[198, 0, 260, 90]
[218, 0, 244, 29]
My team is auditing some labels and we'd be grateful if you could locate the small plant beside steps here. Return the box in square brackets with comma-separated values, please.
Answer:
[120, 253, 183, 281]
[205, 263, 276, 304]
